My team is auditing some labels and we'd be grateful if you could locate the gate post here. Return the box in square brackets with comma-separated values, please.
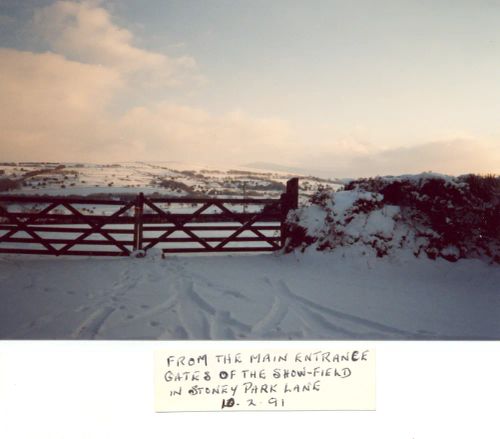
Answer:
[280, 178, 299, 248]
[286, 177, 299, 209]
[133, 192, 144, 253]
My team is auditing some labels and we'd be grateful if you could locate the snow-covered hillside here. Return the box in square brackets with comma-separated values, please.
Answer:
[0, 161, 342, 203]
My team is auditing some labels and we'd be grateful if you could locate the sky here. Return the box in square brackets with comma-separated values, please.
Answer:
[0, 0, 499, 177]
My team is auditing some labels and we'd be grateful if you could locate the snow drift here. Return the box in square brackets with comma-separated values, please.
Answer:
[285, 173, 500, 264]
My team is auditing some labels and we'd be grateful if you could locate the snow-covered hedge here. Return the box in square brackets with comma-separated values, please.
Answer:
[284, 173, 500, 263]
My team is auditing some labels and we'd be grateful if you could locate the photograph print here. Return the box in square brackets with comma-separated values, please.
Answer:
[0, 0, 499, 341]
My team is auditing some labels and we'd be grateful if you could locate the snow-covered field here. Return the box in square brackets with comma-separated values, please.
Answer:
[1, 249, 499, 340]
[0, 161, 342, 202]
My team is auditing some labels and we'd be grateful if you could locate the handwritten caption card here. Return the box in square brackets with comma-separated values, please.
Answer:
[155, 348, 375, 411]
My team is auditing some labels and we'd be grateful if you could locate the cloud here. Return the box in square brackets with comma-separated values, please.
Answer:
[298, 138, 500, 177]
[0, 1, 292, 163]
[115, 105, 295, 163]
[0, 48, 122, 160]
[32, 0, 199, 87]
[370, 139, 500, 176]
[1, 1, 498, 176]
[1, 45, 497, 172]
[0, 0, 294, 163]
[0, 44, 497, 173]
[0, 47, 294, 163]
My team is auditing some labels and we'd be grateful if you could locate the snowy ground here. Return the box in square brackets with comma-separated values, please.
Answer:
[1, 249, 499, 340]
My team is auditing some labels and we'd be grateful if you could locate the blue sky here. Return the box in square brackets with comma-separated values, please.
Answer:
[0, 0, 499, 176]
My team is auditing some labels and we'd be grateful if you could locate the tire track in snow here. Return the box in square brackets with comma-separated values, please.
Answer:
[175, 279, 212, 339]
[73, 305, 115, 339]
[264, 278, 420, 339]
[113, 259, 250, 339]
[251, 295, 289, 337]
[112, 262, 425, 339]
[250, 277, 360, 338]
[294, 305, 365, 338]
[175, 261, 251, 338]
[176, 279, 250, 339]
[68, 263, 140, 338]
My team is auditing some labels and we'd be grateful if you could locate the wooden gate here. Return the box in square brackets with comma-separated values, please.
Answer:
[0, 178, 298, 256]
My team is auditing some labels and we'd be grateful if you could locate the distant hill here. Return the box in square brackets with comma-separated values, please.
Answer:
[243, 162, 304, 174]
[243, 161, 353, 183]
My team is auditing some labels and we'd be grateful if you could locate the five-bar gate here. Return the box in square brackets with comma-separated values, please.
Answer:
[0, 178, 298, 256]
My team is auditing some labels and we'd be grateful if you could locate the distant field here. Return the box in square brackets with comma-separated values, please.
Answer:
[0, 161, 343, 202]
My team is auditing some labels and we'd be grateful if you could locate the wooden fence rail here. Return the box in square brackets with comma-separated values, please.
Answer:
[0, 178, 299, 256]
